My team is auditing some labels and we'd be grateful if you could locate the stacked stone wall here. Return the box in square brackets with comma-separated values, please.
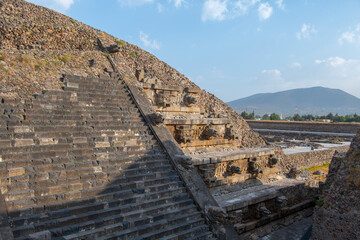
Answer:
[248, 120, 360, 134]
[284, 145, 350, 170]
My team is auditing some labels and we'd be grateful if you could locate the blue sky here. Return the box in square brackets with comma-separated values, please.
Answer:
[27, 0, 360, 102]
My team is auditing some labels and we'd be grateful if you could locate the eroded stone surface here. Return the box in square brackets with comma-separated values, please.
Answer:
[312, 131, 360, 240]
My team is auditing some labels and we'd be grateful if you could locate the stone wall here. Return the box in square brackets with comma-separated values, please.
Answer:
[284, 145, 350, 170]
[247, 120, 360, 134]
[312, 131, 360, 239]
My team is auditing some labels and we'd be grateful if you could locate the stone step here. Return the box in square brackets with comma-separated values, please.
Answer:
[10, 180, 186, 228]
[4, 121, 140, 131]
[63, 77, 123, 85]
[39, 89, 130, 99]
[62, 76, 119, 85]
[8, 183, 185, 219]
[12, 189, 192, 238]
[63, 86, 130, 96]
[0, 158, 171, 192]
[35, 94, 132, 104]
[0, 149, 163, 170]
[0, 143, 160, 162]
[185, 231, 215, 240]
[153, 225, 212, 240]
[59, 203, 199, 240]
[24, 104, 139, 113]
[29, 99, 135, 109]
[1, 160, 172, 190]
[7, 177, 182, 211]
[5, 122, 147, 134]
[0, 130, 153, 146]
[62, 86, 129, 95]
[98, 215, 206, 240]
[23, 114, 140, 122]
[0, 154, 167, 179]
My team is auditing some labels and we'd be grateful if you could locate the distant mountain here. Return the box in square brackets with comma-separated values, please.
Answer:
[227, 87, 360, 117]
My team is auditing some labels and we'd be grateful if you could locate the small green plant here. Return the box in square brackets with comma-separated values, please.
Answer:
[0, 53, 7, 61]
[130, 52, 136, 57]
[302, 162, 330, 171]
[35, 65, 41, 70]
[315, 199, 324, 207]
[22, 25, 26, 30]
[339, 190, 344, 195]
[71, 20, 76, 24]
[116, 40, 125, 46]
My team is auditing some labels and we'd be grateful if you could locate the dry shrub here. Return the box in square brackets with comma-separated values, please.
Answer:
[58, 54, 72, 63]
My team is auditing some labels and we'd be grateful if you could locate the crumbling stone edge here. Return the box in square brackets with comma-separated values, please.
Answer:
[104, 51, 240, 239]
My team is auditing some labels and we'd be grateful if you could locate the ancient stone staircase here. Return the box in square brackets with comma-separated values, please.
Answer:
[0, 75, 214, 239]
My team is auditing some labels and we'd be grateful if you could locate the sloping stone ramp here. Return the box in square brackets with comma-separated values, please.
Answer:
[0, 75, 214, 239]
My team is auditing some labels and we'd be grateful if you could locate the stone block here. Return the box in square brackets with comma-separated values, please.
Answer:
[66, 82, 79, 88]
[95, 142, 110, 148]
[39, 138, 58, 145]
[64, 191, 82, 200]
[8, 167, 25, 177]
[14, 139, 34, 147]
[0, 140, 11, 148]
[93, 166, 102, 173]
[13, 126, 33, 133]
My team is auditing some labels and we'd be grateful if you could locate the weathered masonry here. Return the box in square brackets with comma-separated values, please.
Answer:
[0, 0, 333, 239]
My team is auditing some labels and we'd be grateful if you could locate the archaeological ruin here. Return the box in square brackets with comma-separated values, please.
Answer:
[0, 1, 358, 239]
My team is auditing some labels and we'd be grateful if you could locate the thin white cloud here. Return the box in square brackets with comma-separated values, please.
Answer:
[118, 0, 154, 7]
[315, 57, 351, 68]
[258, 2, 273, 21]
[157, 3, 164, 12]
[261, 69, 282, 77]
[202, 0, 261, 22]
[296, 24, 317, 40]
[233, 0, 260, 16]
[26, 0, 75, 12]
[168, 0, 186, 8]
[139, 31, 161, 50]
[338, 24, 360, 45]
[202, 0, 228, 22]
[275, 0, 285, 10]
[291, 62, 302, 69]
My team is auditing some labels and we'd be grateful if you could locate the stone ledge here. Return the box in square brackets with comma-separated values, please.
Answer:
[164, 118, 232, 125]
[191, 147, 276, 166]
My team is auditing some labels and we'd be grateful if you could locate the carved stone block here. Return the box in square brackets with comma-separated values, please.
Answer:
[202, 126, 218, 140]
[149, 112, 164, 125]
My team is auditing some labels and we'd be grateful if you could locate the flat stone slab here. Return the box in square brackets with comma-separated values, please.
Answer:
[191, 147, 276, 165]
[215, 178, 309, 212]
[164, 118, 232, 125]
[155, 106, 202, 113]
